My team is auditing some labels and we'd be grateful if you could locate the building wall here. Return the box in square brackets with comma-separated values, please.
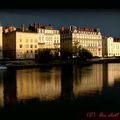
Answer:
[3, 31, 38, 59]
[72, 31, 102, 57]
[16, 32, 38, 59]
[38, 28, 60, 52]
[60, 32, 72, 51]
[0, 26, 2, 59]
[3, 32, 16, 59]
[3, 27, 60, 60]
[106, 37, 120, 57]
[102, 36, 108, 57]
[60, 27, 102, 57]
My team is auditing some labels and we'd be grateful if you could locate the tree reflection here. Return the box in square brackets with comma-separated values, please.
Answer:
[3, 70, 17, 106]
[102, 63, 108, 89]
[61, 65, 74, 100]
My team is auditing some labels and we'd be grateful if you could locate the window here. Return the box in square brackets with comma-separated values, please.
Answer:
[30, 45, 33, 48]
[35, 45, 37, 48]
[35, 50, 38, 53]
[20, 45, 22, 48]
[31, 50, 33, 53]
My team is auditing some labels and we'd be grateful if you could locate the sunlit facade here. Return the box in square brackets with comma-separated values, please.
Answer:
[37, 28, 60, 51]
[3, 24, 60, 59]
[3, 31, 38, 59]
[60, 26, 102, 57]
[0, 26, 3, 59]
[102, 36, 120, 57]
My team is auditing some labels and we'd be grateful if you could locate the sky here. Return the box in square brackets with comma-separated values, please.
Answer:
[0, 9, 120, 37]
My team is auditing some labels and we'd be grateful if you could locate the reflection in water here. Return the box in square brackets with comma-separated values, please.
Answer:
[3, 70, 17, 106]
[0, 71, 4, 107]
[102, 63, 108, 89]
[61, 65, 73, 100]
[16, 68, 61, 100]
[0, 63, 120, 107]
[108, 63, 120, 86]
[73, 64, 103, 96]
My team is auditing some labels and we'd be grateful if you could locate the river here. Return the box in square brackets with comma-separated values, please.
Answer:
[0, 63, 120, 119]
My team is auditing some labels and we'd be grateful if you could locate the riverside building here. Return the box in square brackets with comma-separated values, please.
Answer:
[60, 25, 103, 57]
[37, 24, 60, 54]
[102, 36, 120, 57]
[3, 25, 38, 59]
[0, 25, 3, 59]
[3, 23, 60, 59]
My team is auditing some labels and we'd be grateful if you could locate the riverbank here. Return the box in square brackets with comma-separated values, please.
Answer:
[2, 57, 120, 69]
[5, 60, 92, 69]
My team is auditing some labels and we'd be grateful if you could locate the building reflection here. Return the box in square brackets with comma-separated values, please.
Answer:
[0, 71, 4, 108]
[1, 63, 120, 107]
[108, 63, 120, 86]
[102, 63, 108, 89]
[73, 64, 103, 96]
[3, 70, 17, 106]
[16, 68, 61, 101]
[61, 65, 74, 100]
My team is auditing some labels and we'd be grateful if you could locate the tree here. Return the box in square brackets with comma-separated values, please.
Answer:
[37, 49, 53, 63]
[73, 41, 82, 58]
[79, 48, 93, 60]
[60, 48, 72, 60]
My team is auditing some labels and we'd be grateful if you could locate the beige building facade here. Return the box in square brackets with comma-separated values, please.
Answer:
[3, 31, 38, 59]
[102, 36, 120, 57]
[37, 28, 60, 53]
[60, 26, 102, 57]
[5, 24, 120, 60]
[0, 26, 3, 59]
[3, 24, 60, 59]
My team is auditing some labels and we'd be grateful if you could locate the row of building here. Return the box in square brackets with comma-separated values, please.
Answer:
[0, 23, 119, 60]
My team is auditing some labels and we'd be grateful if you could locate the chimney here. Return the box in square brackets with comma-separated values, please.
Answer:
[61, 26, 65, 31]
[38, 23, 40, 28]
[33, 22, 37, 29]
[21, 24, 25, 31]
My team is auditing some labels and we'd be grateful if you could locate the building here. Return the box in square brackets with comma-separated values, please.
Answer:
[102, 36, 120, 57]
[0, 26, 3, 59]
[3, 27, 38, 59]
[37, 24, 60, 54]
[60, 26, 103, 57]
[3, 23, 60, 59]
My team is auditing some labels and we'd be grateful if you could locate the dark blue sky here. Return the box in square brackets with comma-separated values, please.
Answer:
[0, 9, 120, 37]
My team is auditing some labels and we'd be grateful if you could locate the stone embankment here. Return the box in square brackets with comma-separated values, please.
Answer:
[2, 57, 120, 69]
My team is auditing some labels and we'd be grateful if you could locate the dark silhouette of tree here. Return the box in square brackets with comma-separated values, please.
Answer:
[60, 48, 72, 60]
[79, 48, 93, 60]
[37, 49, 53, 63]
